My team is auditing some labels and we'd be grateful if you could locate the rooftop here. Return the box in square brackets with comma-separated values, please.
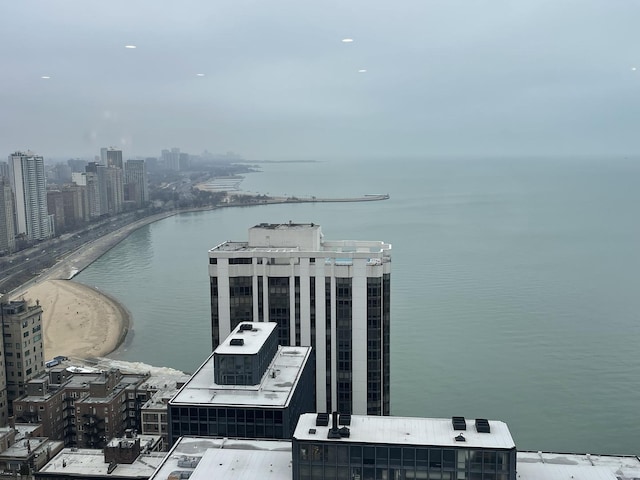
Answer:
[294, 414, 515, 450]
[214, 322, 277, 355]
[37, 448, 165, 478]
[148, 436, 640, 480]
[170, 345, 312, 407]
[517, 451, 640, 480]
[148, 436, 291, 480]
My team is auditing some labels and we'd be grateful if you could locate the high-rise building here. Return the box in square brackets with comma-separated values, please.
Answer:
[125, 159, 149, 207]
[208, 223, 392, 415]
[8, 151, 52, 241]
[105, 166, 124, 214]
[0, 179, 16, 254]
[105, 147, 123, 170]
[1, 300, 44, 415]
[47, 190, 65, 234]
[161, 148, 181, 171]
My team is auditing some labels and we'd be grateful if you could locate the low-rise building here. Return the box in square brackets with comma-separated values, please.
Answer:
[293, 413, 517, 480]
[0, 432, 63, 475]
[168, 322, 315, 446]
[149, 427, 640, 480]
[13, 368, 148, 448]
[35, 433, 164, 480]
[140, 376, 189, 449]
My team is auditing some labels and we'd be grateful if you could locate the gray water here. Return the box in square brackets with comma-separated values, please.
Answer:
[76, 157, 640, 455]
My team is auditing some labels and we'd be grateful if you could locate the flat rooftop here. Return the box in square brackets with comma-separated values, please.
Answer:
[516, 451, 640, 480]
[215, 322, 277, 355]
[148, 437, 640, 480]
[294, 414, 515, 450]
[170, 345, 312, 407]
[149, 436, 291, 480]
[210, 241, 390, 255]
[38, 449, 165, 478]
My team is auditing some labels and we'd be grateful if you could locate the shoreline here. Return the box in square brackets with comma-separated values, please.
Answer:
[8, 194, 390, 361]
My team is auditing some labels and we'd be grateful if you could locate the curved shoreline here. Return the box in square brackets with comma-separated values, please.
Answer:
[9, 194, 390, 360]
[22, 279, 132, 360]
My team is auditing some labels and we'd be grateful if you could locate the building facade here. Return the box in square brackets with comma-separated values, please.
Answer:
[209, 223, 391, 415]
[14, 368, 150, 449]
[1, 300, 44, 414]
[124, 160, 149, 207]
[105, 147, 123, 169]
[8, 152, 51, 241]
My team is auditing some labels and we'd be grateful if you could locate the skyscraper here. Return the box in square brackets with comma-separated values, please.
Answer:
[125, 159, 149, 206]
[0, 178, 16, 254]
[105, 147, 123, 169]
[208, 223, 391, 415]
[8, 151, 52, 241]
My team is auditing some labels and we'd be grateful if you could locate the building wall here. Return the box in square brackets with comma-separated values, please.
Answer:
[292, 440, 517, 480]
[47, 191, 65, 234]
[1, 301, 45, 413]
[124, 160, 149, 206]
[14, 370, 148, 448]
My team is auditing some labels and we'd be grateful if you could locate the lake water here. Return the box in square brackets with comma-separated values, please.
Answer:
[75, 157, 640, 455]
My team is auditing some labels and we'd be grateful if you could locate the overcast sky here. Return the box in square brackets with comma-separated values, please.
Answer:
[1, 1, 638, 160]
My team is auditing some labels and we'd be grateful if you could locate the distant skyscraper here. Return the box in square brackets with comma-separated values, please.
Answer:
[105, 147, 123, 169]
[0, 178, 16, 254]
[125, 159, 149, 207]
[209, 223, 392, 415]
[179, 153, 190, 171]
[8, 151, 52, 240]
[161, 148, 181, 171]
[105, 166, 124, 214]
[0, 161, 9, 181]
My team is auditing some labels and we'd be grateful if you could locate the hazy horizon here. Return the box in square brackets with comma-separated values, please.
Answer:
[2, 1, 639, 160]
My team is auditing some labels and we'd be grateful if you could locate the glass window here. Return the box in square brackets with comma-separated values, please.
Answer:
[364, 446, 375, 465]
[351, 446, 362, 463]
[337, 445, 349, 464]
[403, 448, 415, 467]
[443, 450, 455, 469]
[429, 449, 442, 468]
[389, 448, 401, 466]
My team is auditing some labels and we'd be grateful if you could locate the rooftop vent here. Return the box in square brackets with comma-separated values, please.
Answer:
[455, 434, 466, 442]
[339, 414, 351, 426]
[229, 338, 244, 346]
[475, 418, 491, 433]
[339, 427, 351, 438]
[308, 428, 316, 435]
[452, 416, 467, 431]
[239, 324, 253, 331]
[316, 413, 329, 427]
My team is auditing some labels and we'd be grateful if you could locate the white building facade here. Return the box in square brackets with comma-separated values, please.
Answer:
[8, 152, 51, 241]
[209, 223, 391, 416]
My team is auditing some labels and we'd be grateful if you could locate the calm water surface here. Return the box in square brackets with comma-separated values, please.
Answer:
[76, 157, 640, 455]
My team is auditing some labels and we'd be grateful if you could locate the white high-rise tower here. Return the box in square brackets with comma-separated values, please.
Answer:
[8, 151, 52, 240]
[209, 223, 391, 415]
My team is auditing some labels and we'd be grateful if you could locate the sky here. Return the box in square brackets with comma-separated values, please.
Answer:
[0, 0, 639, 160]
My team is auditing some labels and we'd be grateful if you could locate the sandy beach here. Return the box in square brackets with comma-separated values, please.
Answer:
[18, 279, 130, 360]
[5, 210, 196, 361]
